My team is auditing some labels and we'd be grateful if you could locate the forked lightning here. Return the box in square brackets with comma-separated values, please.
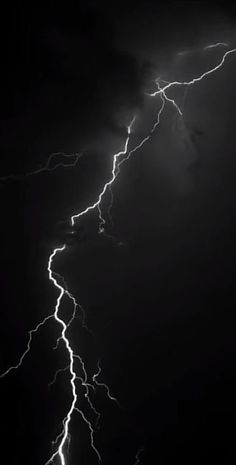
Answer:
[1, 43, 235, 465]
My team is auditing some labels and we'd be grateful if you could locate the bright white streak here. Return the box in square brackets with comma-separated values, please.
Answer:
[45, 245, 77, 465]
[45, 122, 136, 464]
[99, 89, 166, 231]
[45, 48, 236, 465]
[1, 43, 236, 465]
[71, 117, 136, 227]
[149, 48, 236, 97]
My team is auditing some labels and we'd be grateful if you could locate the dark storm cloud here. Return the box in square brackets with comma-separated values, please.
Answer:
[1, 1, 235, 177]
[104, 1, 235, 65]
[1, 1, 236, 244]
[1, 2, 147, 175]
[104, 1, 236, 194]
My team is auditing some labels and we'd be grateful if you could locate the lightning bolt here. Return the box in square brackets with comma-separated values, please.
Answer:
[102, 44, 236, 231]
[48, 365, 70, 388]
[0, 313, 54, 378]
[41, 123, 136, 465]
[71, 118, 135, 227]
[177, 41, 229, 57]
[149, 47, 236, 98]
[92, 361, 120, 407]
[45, 245, 78, 465]
[203, 41, 229, 50]
[98, 89, 166, 233]
[0, 151, 82, 182]
[1, 42, 235, 465]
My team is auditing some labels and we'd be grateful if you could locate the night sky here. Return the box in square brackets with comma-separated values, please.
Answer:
[1, 2, 236, 464]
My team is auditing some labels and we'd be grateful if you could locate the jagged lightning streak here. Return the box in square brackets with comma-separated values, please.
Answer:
[52, 271, 91, 336]
[149, 47, 236, 98]
[50, 44, 236, 464]
[71, 118, 135, 227]
[93, 361, 120, 406]
[177, 41, 229, 57]
[48, 365, 70, 388]
[44, 123, 137, 462]
[97, 89, 166, 233]
[73, 353, 100, 423]
[44, 121, 136, 465]
[45, 245, 78, 465]
[0, 151, 82, 181]
[102, 44, 236, 232]
[0, 313, 54, 378]
[74, 406, 102, 462]
[1, 43, 236, 465]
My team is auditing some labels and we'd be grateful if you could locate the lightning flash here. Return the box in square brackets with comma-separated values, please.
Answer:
[1, 43, 235, 465]
[0, 151, 82, 182]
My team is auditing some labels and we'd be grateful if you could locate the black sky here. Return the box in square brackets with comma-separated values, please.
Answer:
[0, 2, 236, 464]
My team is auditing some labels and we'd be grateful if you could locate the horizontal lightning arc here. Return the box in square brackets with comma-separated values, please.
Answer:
[203, 42, 229, 50]
[0, 152, 83, 182]
[177, 41, 229, 57]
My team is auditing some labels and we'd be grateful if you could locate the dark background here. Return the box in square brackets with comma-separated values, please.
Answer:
[0, 1, 236, 464]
